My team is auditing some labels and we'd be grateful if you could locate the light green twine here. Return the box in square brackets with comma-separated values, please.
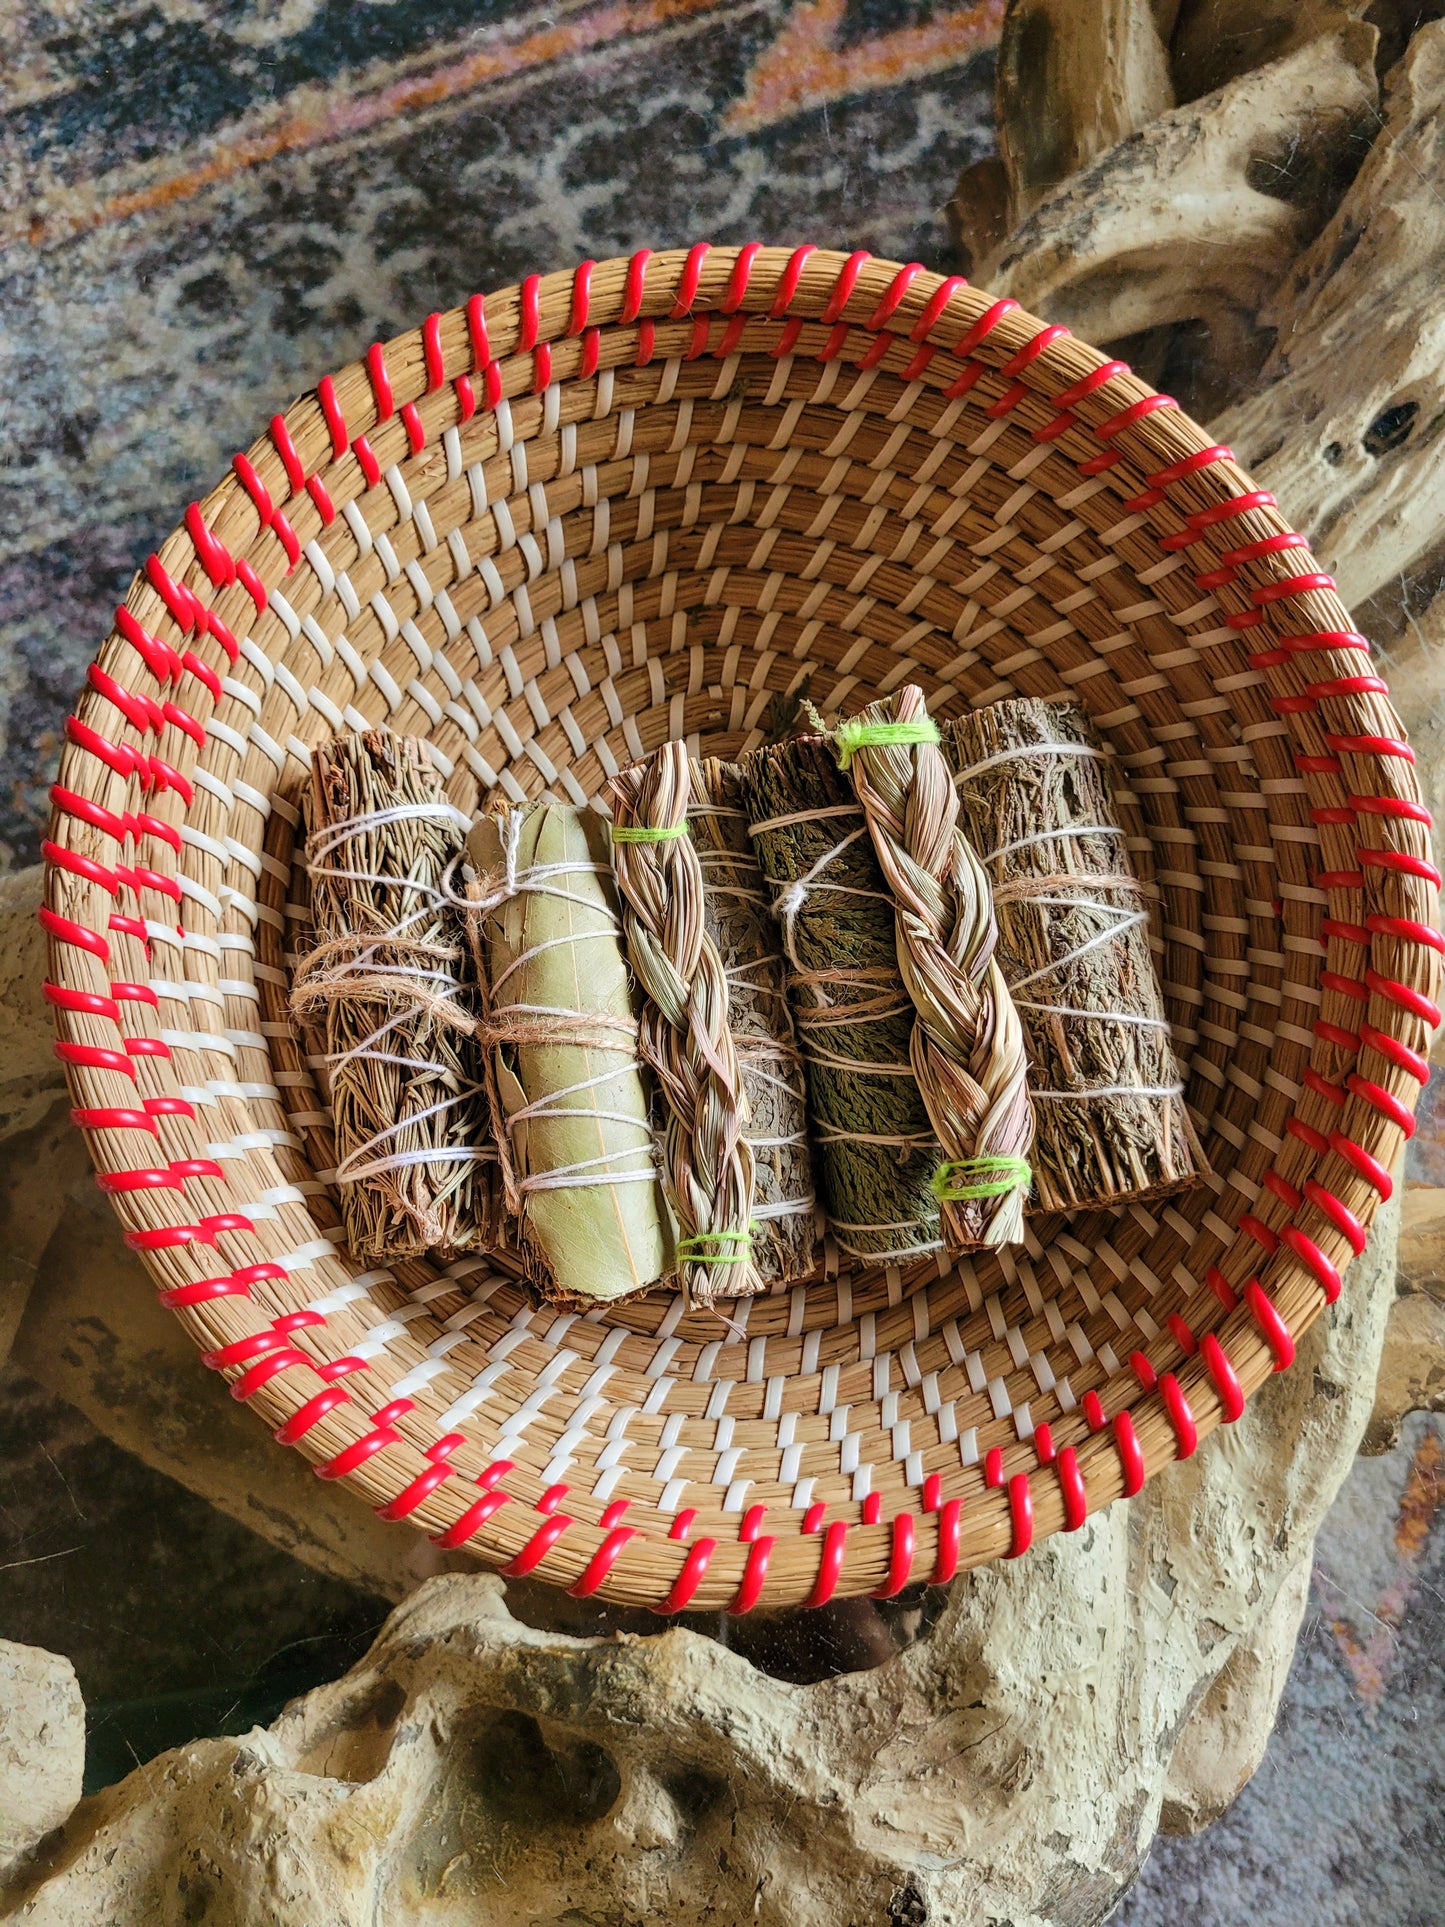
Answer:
[676, 1228, 754, 1265]
[931, 1156, 1032, 1203]
[610, 821, 690, 843]
[833, 715, 941, 769]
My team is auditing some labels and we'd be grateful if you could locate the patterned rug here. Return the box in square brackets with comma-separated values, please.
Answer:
[0, 0, 998, 866]
[1, 5, 1439, 1919]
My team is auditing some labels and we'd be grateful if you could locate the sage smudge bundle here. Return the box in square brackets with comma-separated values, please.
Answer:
[742, 734, 943, 1267]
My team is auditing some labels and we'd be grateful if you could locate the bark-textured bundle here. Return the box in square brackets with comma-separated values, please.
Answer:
[844, 687, 1033, 1249]
[293, 732, 492, 1261]
[944, 700, 1205, 1210]
[607, 745, 759, 1306]
[691, 756, 817, 1286]
[741, 735, 943, 1266]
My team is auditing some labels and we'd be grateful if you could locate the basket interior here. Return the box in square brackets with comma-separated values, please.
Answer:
[43, 246, 1440, 1612]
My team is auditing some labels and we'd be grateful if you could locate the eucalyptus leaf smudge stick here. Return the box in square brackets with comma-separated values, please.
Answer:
[741, 734, 944, 1266]
[942, 701, 1206, 1211]
[293, 731, 494, 1262]
[466, 804, 677, 1304]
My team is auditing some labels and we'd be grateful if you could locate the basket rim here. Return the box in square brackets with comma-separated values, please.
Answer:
[42, 243, 1441, 1613]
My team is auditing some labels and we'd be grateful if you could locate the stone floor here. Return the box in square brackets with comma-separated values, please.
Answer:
[1118, 1414, 1444, 1927]
[2, 3, 1441, 1918]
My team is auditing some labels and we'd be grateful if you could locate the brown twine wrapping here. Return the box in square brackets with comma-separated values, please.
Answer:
[293, 731, 494, 1261]
[741, 734, 944, 1267]
[943, 700, 1206, 1210]
[691, 756, 817, 1287]
[606, 744, 759, 1307]
[842, 687, 1034, 1250]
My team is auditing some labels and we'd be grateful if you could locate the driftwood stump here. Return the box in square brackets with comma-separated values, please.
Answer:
[0, 1204, 1403, 1925]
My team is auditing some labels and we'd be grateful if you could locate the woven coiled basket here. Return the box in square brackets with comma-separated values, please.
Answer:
[43, 245, 1441, 1613]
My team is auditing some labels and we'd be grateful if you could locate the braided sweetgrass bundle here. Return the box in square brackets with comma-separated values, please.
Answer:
[839, 687, 1035, 1250]
[607, 745, 760, 1306]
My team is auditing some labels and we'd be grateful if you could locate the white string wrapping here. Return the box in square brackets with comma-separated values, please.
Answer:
[951, 739, 1107, 784]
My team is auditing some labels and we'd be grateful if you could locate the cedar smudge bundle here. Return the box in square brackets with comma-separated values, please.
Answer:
[742, 735, 943, 1266]
[691, 755, 816, 1287]
[607, 744, 758, 1306]
[943, 700, 1205, 1210]
[293, 732, 493, 1261]
[841, 687, 1033, 1249]
[466, 804, 676, 1303]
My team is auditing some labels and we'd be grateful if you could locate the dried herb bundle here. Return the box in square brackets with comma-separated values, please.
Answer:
[691, 755, 817, 1287]
[741, 735, 943, 1266]
[843, 687, 1033, 1249]
[466, 804, 676, 1303]
[943, 701, 1205, 1210]
[293, 731, 493, 1261]
[607, 744, 758, 1307]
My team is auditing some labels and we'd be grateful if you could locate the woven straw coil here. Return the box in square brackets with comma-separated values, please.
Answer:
[43, 245, 1440, 1613]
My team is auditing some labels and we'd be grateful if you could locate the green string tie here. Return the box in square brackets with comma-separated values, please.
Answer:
[833, 715, 941, 769]
[677, 1229, 753, 1265]
[610, 821, 690, 843]
[931, 1156, 1032, 1203]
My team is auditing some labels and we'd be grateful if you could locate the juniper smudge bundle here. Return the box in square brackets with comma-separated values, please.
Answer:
[943, 701, 1205, 1210]
[741, 734, 943, 1266]
[841, 687, 1033, 1249]
[607, 744, 758, 1307]
[292, 732, 494, 1261]
[691, 755, 817, 1286]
